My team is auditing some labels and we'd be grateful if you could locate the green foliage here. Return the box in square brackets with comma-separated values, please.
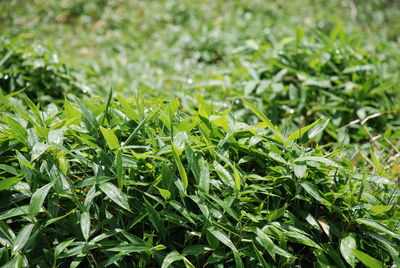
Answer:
[0, 95, 398, 267]
[0, 38, 86, 103]
[0, 0, 399, 267]
[233, 31, 400, 145]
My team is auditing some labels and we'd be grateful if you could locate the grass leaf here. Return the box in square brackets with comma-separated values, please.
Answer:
[100, 126, 120, 150]
[171, 144, 188, 191]
[99, 182, 130, 211]
[29, 182, 54, 217]
[351, 249, 383, 268]
[13, 223, 34, 252]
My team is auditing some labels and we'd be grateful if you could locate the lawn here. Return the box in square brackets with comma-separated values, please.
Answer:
[0, 0, 399, 267]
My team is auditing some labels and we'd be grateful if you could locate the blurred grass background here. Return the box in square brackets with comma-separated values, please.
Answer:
[1, 0, 399, 96]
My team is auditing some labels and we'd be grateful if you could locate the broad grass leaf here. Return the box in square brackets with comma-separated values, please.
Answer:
[369, 205, 392, 215]
[91, 229, 123, 243]
[366, 175, 394, 185]
[252, 242, 270, 268]
[314, 249, 332, 267]
[0, 177, 22, 191]
[293, 164, 307, 178]
[241, 98, 293, 147]
[117, 95, 139, 121]
[355, 218, 400, 239]
[300, 182, 331, 206]
[198, 157, 210, 193]
[70, 131, 102, 150]
[77, 176, 112, 188]
[99, 88, 113, 127]
[288, 119, 321, 141]
[255, 227, 293, 259]
[16, 151, 35, 180]
[0, 205, 30, 220]
[82, 186, 98, 210]
[233, 251, 244, 268]
[233, 165, 241, 191]
[213, 161, 235, 188]
[206, 194, 239, 221]
[75, 99, 100, 132]
[168, 98, 180, 116]
[116, 150, 123, 189]
[340, 234, 357, 267]
[54, 238, 75, 257]
[152, 244, 167, 251]
[183, 257, 196, 268]
[321, 243, 347, 268]
[295, 156, 340, 168]
[34, 125, 49, 140]
[184, 142, 200, 182]
[80, 211, 90, 241]
[144, 198, 165, 238]
[207, 227, 244, 267]
[350, 249, 383, 268]
[29, 182, 54, 217]
[171, 144, 188, 191]
[4, 116, 27, 143]
[156, 187, 171, 200]
[44, 209, 75, 227]
[48, 129, 64, 145]
[211, 115, 229, 130]
[99, 182, 130, 211]
[308, 118, 330, 139]
[161, 251, 183, 268]
[64, 99, 82, 118]
[0, 221, 15, 246]
[123, 106, 159, 146]
[303, 213, 321, 230]
[169, 201, 194, 224]
[31, 143, 50, 162]
[255, 228, 276, 260]
[207, 227, 237, 253]
[182, 245, 208, 255]
[117, 95, 138, 120]
[100, 126, 119, 150]
[106, 244, 150, 253]
[0, 164, 20, 176]
[13, 223, 34, 252]
[266, 207, 286, 222]
[196, 93, 211, 118]
[285, 231, 321, 249]
[2, 253, 24, 268]
[58, 155, 69, 175]
[185, 143, 210, 193]
[160, 164, 175, 196]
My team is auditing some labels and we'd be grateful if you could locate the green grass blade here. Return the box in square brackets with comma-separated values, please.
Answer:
[99, 182, 130, 211]
[351, 249, 383, 268]
[28, 182, 54, 217]
[100, 126, 120, 150]
[13, 223, 34, 253]
[171, 144, 188, 191]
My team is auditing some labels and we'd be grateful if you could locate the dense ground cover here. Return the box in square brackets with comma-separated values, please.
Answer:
[0, 0, 399, 267]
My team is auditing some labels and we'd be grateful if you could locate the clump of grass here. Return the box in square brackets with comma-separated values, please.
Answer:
[226, 29, 400, 146]
[0, 1, 399, 266]
[0, 91, 398, 267]
[0, 37, 87, 103]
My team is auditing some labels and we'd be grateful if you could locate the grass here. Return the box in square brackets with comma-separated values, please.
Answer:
[0, 91, 398, 267]
[0, 0, 399, 267]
